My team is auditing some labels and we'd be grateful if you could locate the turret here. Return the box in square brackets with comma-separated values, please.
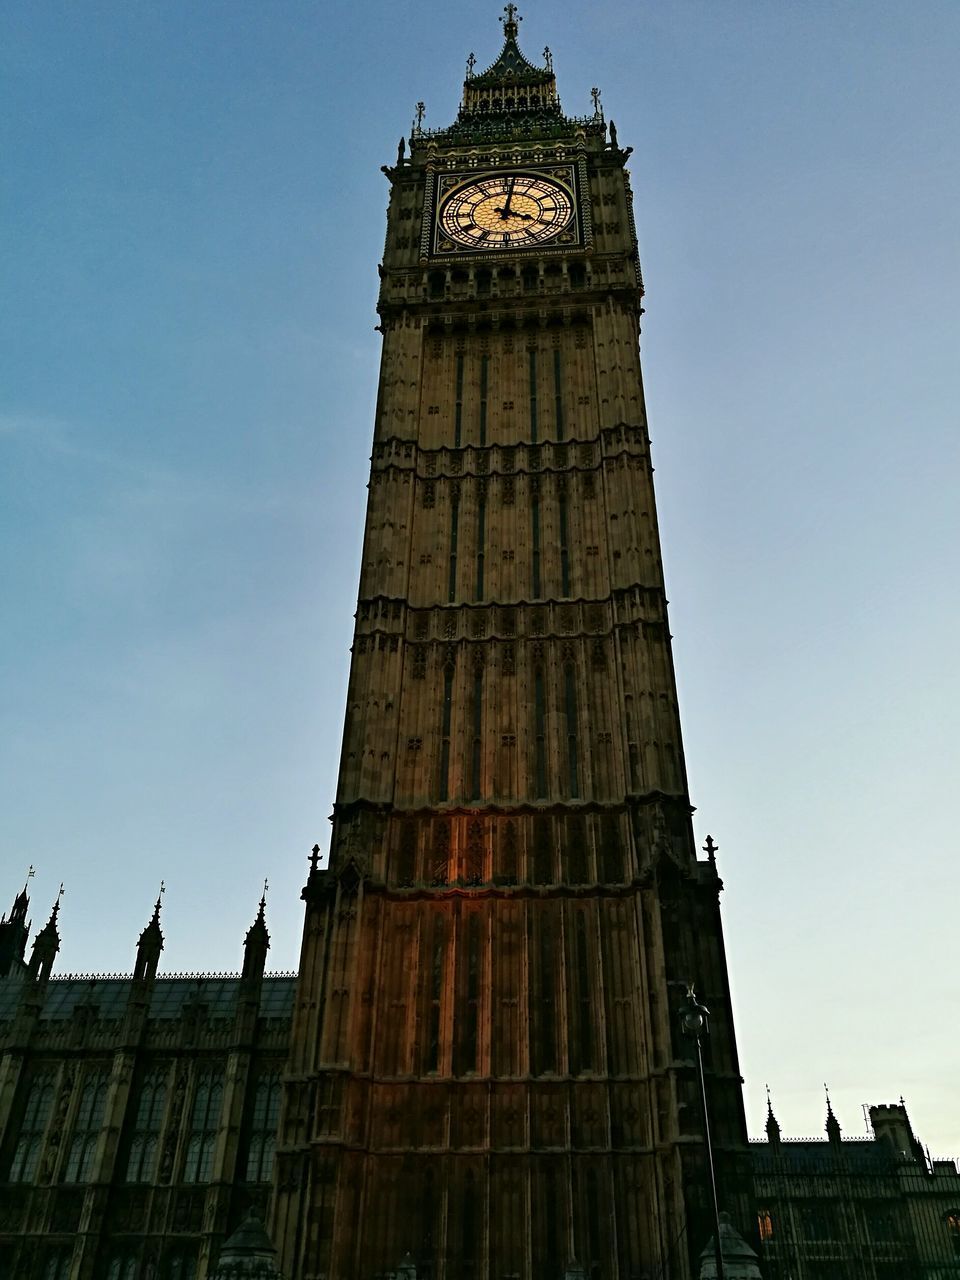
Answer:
[242, 883, 270, 985]
[133, 887, 164, 983]
[764, 1086, 782, 1151]
[27, 889, 62, 984]
[0, 875, 32, 978]
[870, 1099, 923, 1162]
[824, 1087, 842, 1148]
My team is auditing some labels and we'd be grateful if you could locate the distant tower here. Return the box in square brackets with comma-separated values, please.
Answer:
[27, 891, 61, 984]
[276, 12, 752, 1278]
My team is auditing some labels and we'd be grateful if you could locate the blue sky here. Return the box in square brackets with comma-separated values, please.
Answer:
[2, 2, 958, 1152]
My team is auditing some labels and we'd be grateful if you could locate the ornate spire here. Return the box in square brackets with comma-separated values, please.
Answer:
[825, 1084, 842, 1144]
[458, 8, 559, 125]
[242, 879, 271, 983]
[28, 885, 62, 982]
[134, 883, 165, 983]
[765, 1084, 782, 1147]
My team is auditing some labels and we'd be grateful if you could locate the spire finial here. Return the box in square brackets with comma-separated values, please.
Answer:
[412, 101, 425, 136]
[466, 51, 476, 79]
[501, 4, 521, 41]
[151, 879, 165, 922]
[23, 865, 35, 895]
[703, 835, 718, 865]
[543, 46, 553, 72]
[591, 86, 603, 120]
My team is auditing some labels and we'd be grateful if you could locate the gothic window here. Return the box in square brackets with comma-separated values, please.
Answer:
[533, 665, 548, 799]
[455, 915, 482, 1076]
[425, 917, 446, 1073]
[448, 482, 460, 602]
[479, 353, 489, 444]
[182, 1069, 224, 1183]
[553, 348, 565, 440]
[470, 658, 483, 802]
[528, 348, 538, 442]
[165, 1248, 199, 1280]
[563, 656, 581, 798]
[558, 486, 571, 597]
[438, 660, 455, 802]
[41, 1244, 73, 1280]
[496, 819, 519, 887]
[396, 820, 417, 886]
[244, 1070, 281, 1182]
[8, 1068, 56, 1183]
[463, 818, 484, 885]
[599, 814, 623, 883]
[565, 813, 589, 885]
[105, 1251, 139, 1280]
[530, 487, 542, 600]
[64, 1068, 109, 1182]
[125, 1067, 167, 1182]
[947, 1212, 960, 1256]
[432, 819, 451, 887]
[475, 484, 486, 601]
[454, 353, 464, 447]
[572, 910, 594, 1072]
[532, 815, 554, 886]
[757, 1208, 775, 1241]
[532, 913, 557, 1075]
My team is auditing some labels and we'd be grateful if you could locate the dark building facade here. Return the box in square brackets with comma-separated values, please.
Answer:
[753, 1097, 960, 1280]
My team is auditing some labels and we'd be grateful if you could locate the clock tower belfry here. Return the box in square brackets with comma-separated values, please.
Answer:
[274, 12, 753, 1279]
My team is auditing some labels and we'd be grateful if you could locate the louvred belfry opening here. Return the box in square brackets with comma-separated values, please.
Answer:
[274, 11, 754, 1279]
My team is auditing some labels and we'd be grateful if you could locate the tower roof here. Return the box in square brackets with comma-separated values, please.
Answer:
[413, 7, 603, 147]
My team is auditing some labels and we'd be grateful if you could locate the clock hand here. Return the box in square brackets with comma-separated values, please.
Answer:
[499, 177, 516, 219]
[493, 207, 534, 220]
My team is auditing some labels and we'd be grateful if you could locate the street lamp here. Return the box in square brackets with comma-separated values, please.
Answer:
[679, 984, 725, 1280]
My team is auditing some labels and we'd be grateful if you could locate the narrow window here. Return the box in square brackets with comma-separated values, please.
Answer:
[438, 661, 454, 802]
[166, 1249, 199, 1280]
[599, 813, 623, 883]
[448, 484, 460, 603]
[564, 661, 580, 798]
[947, 1212, 960, 1257]
[182, 1069, 223, 1183]
[576, 912, 593, 1070]
[497, 820, 518, 887]
[528, 348, 538, 442]
[41, 1246, 74, 1280]
[105, 1254, 139, 1280]
[454, 352, 464, 447]
[426, 918, 445, 1073]
[456, 915, 481, 1075]
[758, 1209, 775, 1242]
[475, 486, 486, 601]
[64, 1069, 109, 1183]
[532, 814, 553, 886]
[566, 812, 589, 885]
[534, 666, 548, 799]
[479, 354, 489, 445]
[125, 1068, 167, 1183]
[558, 487, 571, 596]
[244, 1070, 280, 1182]
[396, 819, 417, 886]
[9, 1070, 56, 1183]
[463, 1168, 478, 1274]
[553, 348, 565, 440]
[470, 664, 483, 801]
[531, 488, 542, 598]
[533, 913, 556, 1074]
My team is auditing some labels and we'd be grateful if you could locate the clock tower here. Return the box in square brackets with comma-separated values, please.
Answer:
[274, 12, 753, 1278]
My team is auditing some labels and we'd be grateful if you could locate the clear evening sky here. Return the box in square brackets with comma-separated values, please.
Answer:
[2, 2, 957, 1152]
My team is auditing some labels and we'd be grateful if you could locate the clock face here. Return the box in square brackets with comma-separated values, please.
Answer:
[437, 171, 576, 252]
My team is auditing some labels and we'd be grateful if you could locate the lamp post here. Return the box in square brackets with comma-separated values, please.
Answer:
[679, 984, 725, 1280]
